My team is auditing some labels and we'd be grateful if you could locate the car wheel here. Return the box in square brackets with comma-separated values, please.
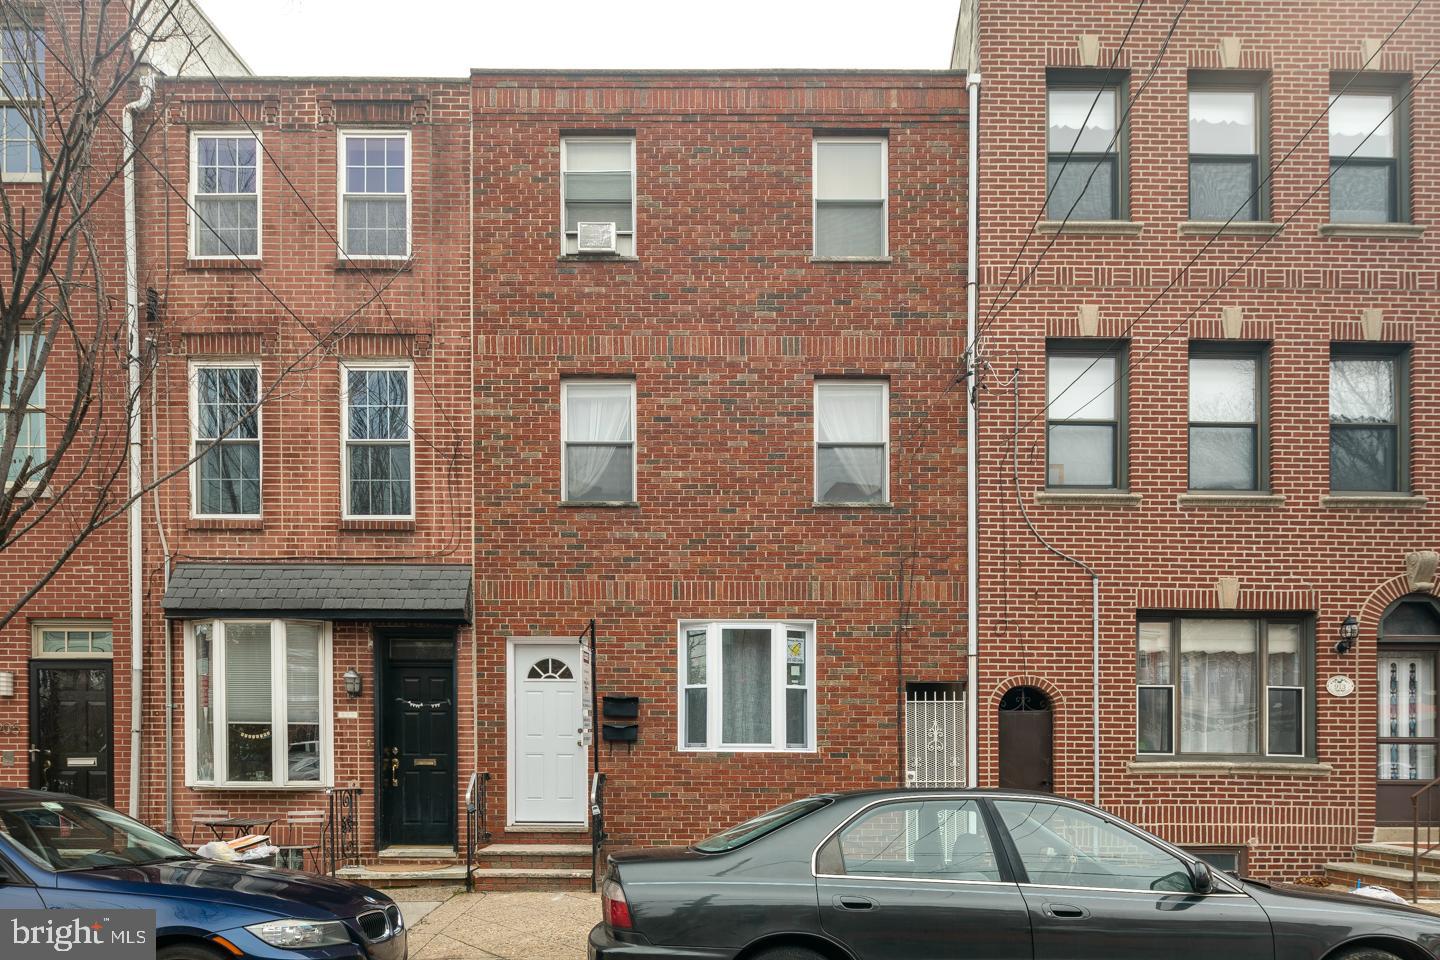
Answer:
[157, 943, 227, 960]
[752, 946, 829, 960]
[1333, 949, 1404, 960]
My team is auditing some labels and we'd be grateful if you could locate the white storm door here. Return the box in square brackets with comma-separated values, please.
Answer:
[513, 643, 586, 823]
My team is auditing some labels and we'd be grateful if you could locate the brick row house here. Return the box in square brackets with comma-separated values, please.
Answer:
[2, 0, 1438, 889]
[956, 0, 1440, 880]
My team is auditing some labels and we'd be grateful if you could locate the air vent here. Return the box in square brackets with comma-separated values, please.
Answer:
[577, 221, 617, 253]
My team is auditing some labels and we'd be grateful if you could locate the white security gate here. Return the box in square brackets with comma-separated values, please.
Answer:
[905, 687, 966, 787]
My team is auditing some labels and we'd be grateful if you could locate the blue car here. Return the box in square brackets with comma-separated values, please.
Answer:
[0, 788, 406, 960]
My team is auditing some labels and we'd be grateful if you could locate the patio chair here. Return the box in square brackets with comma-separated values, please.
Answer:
[275, 808, 327, 872]
[188, 808, 229, 846]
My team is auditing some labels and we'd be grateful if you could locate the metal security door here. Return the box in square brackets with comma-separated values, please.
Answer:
[512, 643, 585, 824]
[29, 662, 113, 804]
[905, 685, 966, 787]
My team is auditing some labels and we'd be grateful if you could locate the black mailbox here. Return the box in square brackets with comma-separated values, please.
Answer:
[602, 695, 640, 719]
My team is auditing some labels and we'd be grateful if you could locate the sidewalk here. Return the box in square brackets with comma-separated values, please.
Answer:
[387, 887, 598, 960]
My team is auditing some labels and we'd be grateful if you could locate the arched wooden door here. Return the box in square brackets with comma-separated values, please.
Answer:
[1378, 596, 1440, 825]
[998, 686, 1053, 792]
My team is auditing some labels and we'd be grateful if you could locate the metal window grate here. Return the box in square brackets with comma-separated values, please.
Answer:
[905, 687, 966, 788]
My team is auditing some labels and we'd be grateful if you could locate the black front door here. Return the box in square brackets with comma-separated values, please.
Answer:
[998, 686, 1053, 792]
[379, 635, 456, 848]
[29, 661, 113, 804]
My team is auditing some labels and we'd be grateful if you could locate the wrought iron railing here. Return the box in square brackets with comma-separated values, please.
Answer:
[590, 771, 608, 893]
[1411, 775, 1440, 900]
[465, 772, 492, 893]
[323, 786, 363, 877]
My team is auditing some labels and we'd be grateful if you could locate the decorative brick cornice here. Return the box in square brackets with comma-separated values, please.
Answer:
[333, 332, 431, 358]
[473, 577, 962, 604]
[1189, 316, 1275, 341]
[476, 334, 963, 359]
[1330, 319, 1415, 343]
[172, 97, 279, 126]
[981, 263, 1438, 293]
[1135, 586, 1321, 613]
[172, 331, 273, 357]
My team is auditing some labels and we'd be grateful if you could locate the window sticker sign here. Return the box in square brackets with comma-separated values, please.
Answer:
[3, 910, 154, 960]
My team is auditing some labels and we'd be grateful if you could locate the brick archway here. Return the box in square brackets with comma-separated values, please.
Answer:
[989, 674, 1062, 709]
[1358, 575, 1440, 637]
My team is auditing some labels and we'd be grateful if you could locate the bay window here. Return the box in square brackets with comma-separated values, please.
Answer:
[185, 619, 331, 788]
[1137, 615, 1310, 760]
[679, 621, 815, 752]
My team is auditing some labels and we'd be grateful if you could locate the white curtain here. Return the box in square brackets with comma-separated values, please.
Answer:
[817, 383, 884, 500]
[722, 628, 771, 744]
[565, 383, 632, 498]
[1179, 619, 1257, 754]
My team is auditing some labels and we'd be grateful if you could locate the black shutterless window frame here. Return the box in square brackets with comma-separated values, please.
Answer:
[1329, 342, 1411, 494]
[1045, 341, 1129, 491]
[1329, 73, 1412, 225]
[1187, 71, 1270, 222]
[1045, 69, 1130, 222]
[1187, 341, 1270, 493]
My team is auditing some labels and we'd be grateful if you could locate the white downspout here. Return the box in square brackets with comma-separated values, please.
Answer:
[124, 68, 155, 818]
[964, 71, 981, 789]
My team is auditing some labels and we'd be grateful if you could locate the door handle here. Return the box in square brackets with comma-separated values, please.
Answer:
[833, 895, 876, 911]
[1043, 903, 1089, 919]
[386, 748, 399, 787]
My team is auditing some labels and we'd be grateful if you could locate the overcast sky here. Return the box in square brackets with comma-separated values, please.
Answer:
[198, 0, 960, 76]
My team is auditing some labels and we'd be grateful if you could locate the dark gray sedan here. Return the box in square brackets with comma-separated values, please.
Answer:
[590, 789, 1440, 960]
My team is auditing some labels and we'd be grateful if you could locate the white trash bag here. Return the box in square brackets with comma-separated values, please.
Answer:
[1351, 884, 1409, 904]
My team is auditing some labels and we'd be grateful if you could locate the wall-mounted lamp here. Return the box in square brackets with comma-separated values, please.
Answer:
[342, 668, 363, 698]
[1335, 615, 1360, 655]
[0, 672, 13, 697]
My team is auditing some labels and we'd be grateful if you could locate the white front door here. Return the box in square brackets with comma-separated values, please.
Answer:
[511, 643, 586, 824]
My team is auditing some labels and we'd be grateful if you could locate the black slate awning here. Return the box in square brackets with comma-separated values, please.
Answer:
[162, 563, 472, 623]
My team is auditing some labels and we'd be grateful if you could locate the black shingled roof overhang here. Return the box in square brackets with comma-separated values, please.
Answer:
[161, 563, 473, 623]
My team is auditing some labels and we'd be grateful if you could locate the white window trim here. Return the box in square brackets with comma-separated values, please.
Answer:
[813, 379, 890, 505]
[676, 620, 817, 753]
[187, 130, 263, 261]
[337, 129, 412, 260]
[30, 620, 113, 659]
[0, 27, 43, 185]
[812, 135, 889, 259]
[183, 618, 334, 790]
[188, 359, 262, 520]
[339, 359, 416, 521]
[1265, 684, 1306, 759]
[560, 378, 637, 504]
[559, 136, 637, 257]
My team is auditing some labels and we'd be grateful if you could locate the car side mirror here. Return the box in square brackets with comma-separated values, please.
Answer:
[1187, 859, 1214, 894]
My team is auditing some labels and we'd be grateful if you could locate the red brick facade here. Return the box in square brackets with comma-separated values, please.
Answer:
[965, 0, 1440, 878]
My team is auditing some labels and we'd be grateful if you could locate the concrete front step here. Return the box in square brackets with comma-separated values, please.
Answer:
[337, 863, 469, 885]
[475, 843, 594, 871]
[1323, 860, 1440, 898]
[1353, 842, 1440, 871]
[377, 846, 457, 861]
[470, 867, 593, 891]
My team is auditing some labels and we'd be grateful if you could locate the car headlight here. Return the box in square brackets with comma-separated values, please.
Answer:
[244, 919, 351, 949]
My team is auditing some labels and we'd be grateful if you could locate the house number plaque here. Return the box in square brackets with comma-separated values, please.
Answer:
[1326, 675, 1356, 698]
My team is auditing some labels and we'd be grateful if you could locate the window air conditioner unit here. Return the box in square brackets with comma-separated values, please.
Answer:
[577, 221, 618, 253]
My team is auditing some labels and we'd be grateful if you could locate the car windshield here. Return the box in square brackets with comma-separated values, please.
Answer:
[693, 796, 832, 853]
[0, 797, 193, 872]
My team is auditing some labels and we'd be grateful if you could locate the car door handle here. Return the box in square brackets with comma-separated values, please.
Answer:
[833, 895, 876, 911]
[1043, 903, 1089, 919]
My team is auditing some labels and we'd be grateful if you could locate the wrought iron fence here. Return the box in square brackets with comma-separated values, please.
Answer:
[323, 786, 363, 877]
[465, 772, 492, 893]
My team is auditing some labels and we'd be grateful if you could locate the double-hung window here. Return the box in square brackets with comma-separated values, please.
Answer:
[813, 137, 887, 258]
[561, 379, 635, 503]
[1189, 346, 1265, 491]
[1329, 84, 1406, 224]
[3, 329, 44, 486]
[561, 137, 635, 256]
[0, 27, 42, 181]
[680, 620, 815, 752]
[1330, 347, 1407, 492]
[1046, 78, 1121, 220]
[1137, 615, 1310, 759]
[191, 362, 261, 517]
[814, 380, 888, 504]
[185, 619, 330, 787]
[1189, 85, 1262, 221]
[342, 362, 414, 518]
[339, 131, 410, 257]
[1047, 346, 1124, 488]
[191, 133, 260, 258]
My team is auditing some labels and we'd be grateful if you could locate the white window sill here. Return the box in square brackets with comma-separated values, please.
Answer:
[560, 500, 639, 508]
[1318, 223, 1425, 239]
[1035, 491, 1142, 507]
[1178, 221, 1285, 237]
[10, 481, 51, 499]
[1127, 760, 1331, 776]
[1, 172, 42, 184]
[1176, 493, 1285, 508]
[1037, 220, 1144, 237]
[809, 256, 893, 264]
[186, 782, 333, 791]
[677, 746, 817, 754]
[812, 501, 894, 509]
[1320, 494, 1427, 509]
[557, 254, 640, 262]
